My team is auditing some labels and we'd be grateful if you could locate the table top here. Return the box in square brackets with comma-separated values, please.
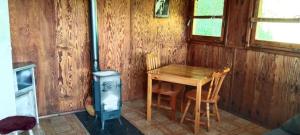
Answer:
[148, 64, 215, 85]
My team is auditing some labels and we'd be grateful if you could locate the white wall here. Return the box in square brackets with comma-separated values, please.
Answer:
[0, 0, 16, 119]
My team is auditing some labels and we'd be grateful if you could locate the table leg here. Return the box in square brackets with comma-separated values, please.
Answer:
[194, 81, 202, 134]
[180, 87, 186, 113]
[147, 74, 152, 121]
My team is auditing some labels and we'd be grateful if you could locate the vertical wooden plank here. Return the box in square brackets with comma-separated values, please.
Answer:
[9, 0, 59, 115]
[98, 0, 131, 100]
[188, 44, 208, 67]
[240, 50, 258, 118]
[269, 55, 300, 127]
[217, 47, 234, 109]
[226, 0, 251, 48]
[251, 52, 276, 125]
[230, 49, 248, 113]
[205, 45, 215, 67]
[54, 0, 90, 113]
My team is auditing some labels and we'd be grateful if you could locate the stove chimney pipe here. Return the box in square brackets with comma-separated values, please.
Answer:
[89, 0, 100, 72]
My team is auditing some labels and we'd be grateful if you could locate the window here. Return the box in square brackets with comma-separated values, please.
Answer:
[250, 0, 300, 51]
[190, 0, 227, 42]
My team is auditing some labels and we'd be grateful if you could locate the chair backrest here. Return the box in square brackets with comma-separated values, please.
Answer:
[146, 52, 161, 71]
[206, 67, 230, 101]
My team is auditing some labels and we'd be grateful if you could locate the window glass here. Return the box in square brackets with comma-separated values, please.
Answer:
[258, 0, 300, 18]
[193, 18, 223, 37]
[255, 22, 300, 44]
[192, 0, 225, 39]
[194, 0, 224, 16]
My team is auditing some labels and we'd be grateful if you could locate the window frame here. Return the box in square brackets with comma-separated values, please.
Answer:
[189, 0, 228, 44]
[248, 0, 300, 52]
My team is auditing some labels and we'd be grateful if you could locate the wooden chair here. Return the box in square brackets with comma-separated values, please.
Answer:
[180, 67, 230, 130]
[146, 52, 183, 120]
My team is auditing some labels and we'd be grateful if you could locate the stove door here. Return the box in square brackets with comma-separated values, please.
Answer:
[100, 75, 121, 112]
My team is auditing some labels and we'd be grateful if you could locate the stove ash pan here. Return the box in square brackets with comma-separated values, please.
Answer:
[93, 70, 122, 129]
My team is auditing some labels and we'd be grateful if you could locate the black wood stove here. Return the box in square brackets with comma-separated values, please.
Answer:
[93, 71, 122, 130]
[89, 0, 122, 130]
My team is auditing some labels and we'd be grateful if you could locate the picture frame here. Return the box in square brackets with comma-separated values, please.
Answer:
[154, 0, 169, 18]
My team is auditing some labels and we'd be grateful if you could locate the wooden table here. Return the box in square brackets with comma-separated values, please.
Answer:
[147, 64, 215, 134]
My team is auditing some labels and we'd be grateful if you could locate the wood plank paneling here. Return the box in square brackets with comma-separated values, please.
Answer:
[188, 44, 234, 109]
[8, 0, 299, 128]
[238, 50, 256, 117]
[188, 0, 300, 128]
[98, 0, 188, 101]
[269, 55, 300, 127]
[230, 49, 247, 113]
[232, 50, 276, 123]
[226, 0, 251, 48]
[9, 0, 188, 115]
[98, 0, 131, 100]
[188, 45, 300, 128]
[9, 0, 57, 115]
[54, 0, 91, 114]
[100, 0, 187, 100]
[9, 0, 91, 116]
[250, 52, 276, 124]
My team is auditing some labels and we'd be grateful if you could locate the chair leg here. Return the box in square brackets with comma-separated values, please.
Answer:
[180, 99, 191, 123]
[157, 94, 161, 108]
[206, 103, 210, 131]
[170, 96, 177, 120]
[214, 103, 221, 122]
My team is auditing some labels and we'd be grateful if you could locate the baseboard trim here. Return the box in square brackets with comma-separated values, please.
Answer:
[39, 109, 85, 119]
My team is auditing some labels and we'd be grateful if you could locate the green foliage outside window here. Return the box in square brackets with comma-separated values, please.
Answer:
[255, 0, 300, 44]
[192, 0, 224, 37]
[194, 0, 224, 16]
[193, 19, 222, 37]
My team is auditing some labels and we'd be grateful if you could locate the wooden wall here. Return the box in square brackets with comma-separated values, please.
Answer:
[188, 0, 300, 128]
[9, 0, 91, 116]
[98, 0, 188, 100]
[97, 0, 132, 101]
[8, 0, 298, 129]
[9, 0, 188, 116]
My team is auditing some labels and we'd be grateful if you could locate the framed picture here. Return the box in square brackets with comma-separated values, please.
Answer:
[154, 0, 169, 18]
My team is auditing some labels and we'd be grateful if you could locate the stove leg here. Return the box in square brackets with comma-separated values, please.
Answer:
[118, 118, 123, 125]
[94, 114, 98, 122]
[101, 120, 105, 130]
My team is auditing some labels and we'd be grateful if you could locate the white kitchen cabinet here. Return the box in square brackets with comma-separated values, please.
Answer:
[13, 63, 39, 123]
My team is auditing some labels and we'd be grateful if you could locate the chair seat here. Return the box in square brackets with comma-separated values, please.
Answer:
[0, 116, 36, 134]
[151, 82, 184, 120]
[186, 90, 220, 103]
[152, 83, 160, 93]
[152, 82, 182, 96]
[160, 88, 181, 96]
